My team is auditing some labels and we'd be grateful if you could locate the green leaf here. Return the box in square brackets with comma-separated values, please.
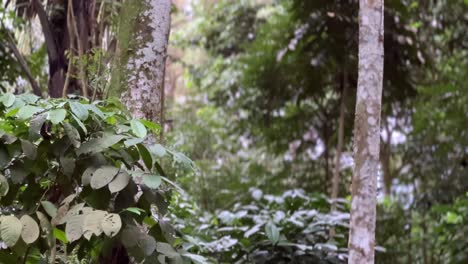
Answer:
[41, 201, 58, 218]
[149, 144, 166, 158]
[143, 175, 162, 189]
[138, 235, 157, 256]
[181, 253, 209, 264]
[9, 164, 28, 184]
[0, 216, 22, 247]
[108, 170, 131, 193]
[47, 109, 67, 125]
[101, 213, 121, 237]
[445, 212, 462, 224]
[0, 93, 16, 107]
[21, 139, 37, 160]
[63, 122, 81, 148]
[36, 211, 54, 247]
[81, 167, 97, 186]
[20, 215, 40, 244]
[265, 221, 280, 244]
[65, 214, 84, 242]
[139, 119, 161, 134]
[124, 207, 145, 215]
[90, 166, 119, 190]
[137, 144, 153, 170]
[83, 210, 107, 240]
[69, 102, 89, 121]
[124, 137, 144, 147]
[0, 174, 9, 197]
[156, 242, 180, 258]
[76, 135, 125, 156]
[29, 113, 47, 141]
[70, 113, 87, 135]
[121, 226, 140, 247]
[17, 105, 42, 120]
[85, 104, 105, 119]
[53, 228, 68, 243]
[131, 120, 147, 138]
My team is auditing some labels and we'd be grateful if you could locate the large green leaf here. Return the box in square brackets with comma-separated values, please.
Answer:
[17, 105, 42, 120]
[76, 135, 126, 156]
[149, 144, 167, 158]
[20, 215, 40, 244]
[65, 214, 84, 242]
[108, 170, 131, 193]
[0, 216, 22, 247]
[90, 166, 119, 189]
[28, 113, 47, 141]
[0, 93, 16, 107]
[138, 235, 157, 256]
[131, 120, 147, 138]
[265, 221, 280, 244]
[137, 144, 153, 170]
[156, 242, 180, 258]
[21, 139, 37, 160]
[81, 167, 97, 186]
[47, 109, 67, 125]
[83, 210, 107, 240]
[101, 213, 121, 237]
[143, 174, 162, 189]
[36, 211, 54, 247]
[63, 122, 81, 148]
[41, 201, 58, 218]
[69, 102, 89, 121]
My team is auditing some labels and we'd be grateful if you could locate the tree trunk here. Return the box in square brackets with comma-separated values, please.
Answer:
[331, 68, 349, 204]
[119, 0, 171, 128]
[348, 0, 384, 263]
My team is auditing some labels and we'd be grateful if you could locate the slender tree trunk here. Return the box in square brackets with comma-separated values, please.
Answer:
[119, 0, 171, 128]
[331, 68, 349, 203]
[348, 0, 384, 263]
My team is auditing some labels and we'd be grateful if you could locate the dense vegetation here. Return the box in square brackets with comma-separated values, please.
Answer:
[0, 0, 466, 263]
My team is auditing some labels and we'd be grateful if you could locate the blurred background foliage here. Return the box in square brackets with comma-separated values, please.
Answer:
[165, 0, 467, 263]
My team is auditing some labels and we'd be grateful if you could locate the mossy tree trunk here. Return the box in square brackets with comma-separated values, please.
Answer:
[114, 0, 171, 129]
[348, 0, 384, 263]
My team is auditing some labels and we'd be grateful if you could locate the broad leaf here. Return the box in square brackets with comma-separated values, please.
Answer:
[265, 221, 280, 244]
[0, 216, 22, 247]
[20, 139, 37, 160]
[143, 175, 162, 189]
[69, 102, 89, 121]
[90, 166, 119, 189]
[83, 210, 107, 240]
[20, 215, 40, 244]
[65, 214, 84, 242]
[108, 170, 131, 193]
[63, 122, 81, 148]
[41, 201, 58, 218]
[47, 109, 67, 125]
[131, 120, 147, 138]
[76, 135, 125, 156]
[17, 105, 42, 120]
[101, 213, 121, 237]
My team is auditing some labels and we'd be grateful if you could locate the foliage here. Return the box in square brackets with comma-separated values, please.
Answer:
[0, 94, 204, 263]
[170, 189, 349, 263]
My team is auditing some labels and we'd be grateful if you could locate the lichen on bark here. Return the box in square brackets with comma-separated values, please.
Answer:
[112, 0, 171, 125]
[348, 0, 384, 263]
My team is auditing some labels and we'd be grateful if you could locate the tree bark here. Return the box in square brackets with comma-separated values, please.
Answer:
[348, 0, 384, 263]
[120, 0, 171, 127]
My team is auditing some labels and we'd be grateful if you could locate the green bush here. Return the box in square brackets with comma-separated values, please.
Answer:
[0, 94, 205, 263]
[170, 188, 349, 263]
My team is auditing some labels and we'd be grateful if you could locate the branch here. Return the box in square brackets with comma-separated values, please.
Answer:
[1, 23, 42, 96]
[31, 0, 59, 61]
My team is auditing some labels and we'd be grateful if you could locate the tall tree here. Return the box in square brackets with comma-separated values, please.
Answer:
[117, 0, 171, 128]
[348, 0, 384, 263]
